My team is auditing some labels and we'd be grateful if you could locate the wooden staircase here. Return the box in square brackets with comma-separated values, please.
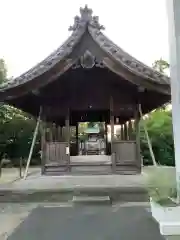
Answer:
[44, 155, 140, 175]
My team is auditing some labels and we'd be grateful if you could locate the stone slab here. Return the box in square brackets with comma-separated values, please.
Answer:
[0, 174, 147, 203]
[73, 195, 110, 202]
[72, 195, 111, 205]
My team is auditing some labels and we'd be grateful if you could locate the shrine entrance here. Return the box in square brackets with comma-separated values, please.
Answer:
[77, 122, 107, 156]
[0, 6, 170, 176]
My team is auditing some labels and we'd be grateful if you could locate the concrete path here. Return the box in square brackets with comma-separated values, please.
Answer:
[3, 204, 163, 240]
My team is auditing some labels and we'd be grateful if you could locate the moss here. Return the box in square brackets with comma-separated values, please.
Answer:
[156, 198, 177, 207]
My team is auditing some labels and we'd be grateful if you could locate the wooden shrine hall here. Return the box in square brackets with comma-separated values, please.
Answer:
[0, 5, 171, 175]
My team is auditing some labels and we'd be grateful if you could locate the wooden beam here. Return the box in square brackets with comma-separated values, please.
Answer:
[24, 106, 42, 180]
[139, 104, 157, 166]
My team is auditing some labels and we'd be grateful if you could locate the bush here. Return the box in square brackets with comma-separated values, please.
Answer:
[140, 109, 175, 166]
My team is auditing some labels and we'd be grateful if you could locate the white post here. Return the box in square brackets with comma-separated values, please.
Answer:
[166, 0, 180, 201]
[139, 104, 157, 167]
[23, 107, 42, 180]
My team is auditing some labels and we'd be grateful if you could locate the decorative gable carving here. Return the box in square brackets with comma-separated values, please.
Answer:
[72, 50, 105, 69]
[69, 5, 104, 32]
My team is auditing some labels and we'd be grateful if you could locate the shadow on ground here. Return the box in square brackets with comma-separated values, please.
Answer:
[8, 206, 163, 240]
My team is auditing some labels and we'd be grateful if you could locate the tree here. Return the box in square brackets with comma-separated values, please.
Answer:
[140, 109, 174, 166]
[152, 58, 169, 73]
[0, 59, 8, 84]
[140, 59, 174, 165]
[153, 58, 170, 110]
[0, 59, 40, 165]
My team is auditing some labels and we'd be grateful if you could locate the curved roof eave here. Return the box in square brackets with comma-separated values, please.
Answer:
[0, 24, 86, 92]
[88, 25, 170, 86]
[0, 5, 170, 94]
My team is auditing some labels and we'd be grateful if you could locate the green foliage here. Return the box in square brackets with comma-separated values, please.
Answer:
[152, 58, 169, 73]
[0, 59, 40, 165]
[0, 106, 40, 165]
[0, 59, 8, 83]
[141, 109, 174, 166]
[142, 59, 173, 165]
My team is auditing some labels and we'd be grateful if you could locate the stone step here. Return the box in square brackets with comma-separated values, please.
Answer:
[0, 187, 147, 203]
[72, 195, 111, 205]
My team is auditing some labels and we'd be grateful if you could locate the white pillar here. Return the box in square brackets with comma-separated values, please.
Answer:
[166, 0, 180, 199]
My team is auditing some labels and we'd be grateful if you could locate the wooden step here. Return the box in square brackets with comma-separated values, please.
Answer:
[44, 163, 140, 175]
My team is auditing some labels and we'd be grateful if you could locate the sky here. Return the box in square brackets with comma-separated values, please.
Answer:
[0, 0, 169, 78]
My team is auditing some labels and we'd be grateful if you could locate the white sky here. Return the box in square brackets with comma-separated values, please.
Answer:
[0, 0, 169, 78]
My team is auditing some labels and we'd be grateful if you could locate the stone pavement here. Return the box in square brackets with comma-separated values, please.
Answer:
[0, 166, 174, 191]
[0, 168, 149, 203]
[0, 172, 145, 191]
[0, 173, 147, 203]
[0, 203, 164, 240]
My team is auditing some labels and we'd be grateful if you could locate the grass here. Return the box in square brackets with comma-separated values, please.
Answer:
[143, 165, 175, 176]
[144, 166, 177, 206]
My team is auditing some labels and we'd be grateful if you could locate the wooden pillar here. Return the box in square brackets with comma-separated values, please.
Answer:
[76, 122, 79, 155]
[57, 126, 61, 142]
[40, 112, 46, 175]
[49, 123, 53, 142]
[110, 96, 116, 172]
[128, 120, 133, 140]
[52, 123, 57, 142]
[65, 109, 70, 171]
[124, 122, 128, 140]
[121, 125, 124, 140]
[105, 122, 108, 155]
[126, 122, 129, 140]
[134, 104, 141, 171]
